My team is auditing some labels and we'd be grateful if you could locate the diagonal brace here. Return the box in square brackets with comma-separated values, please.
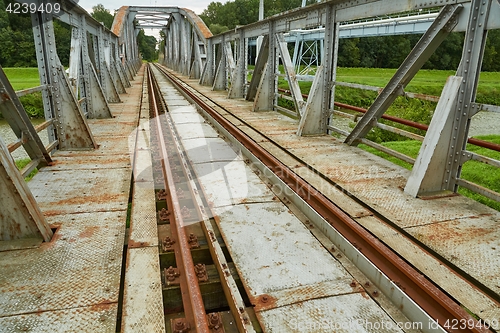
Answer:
[276, 33, 305, 117]
[345, 4, 463, 146]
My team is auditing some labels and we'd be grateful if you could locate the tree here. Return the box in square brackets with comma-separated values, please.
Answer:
[137, 30, 158, 62]
[91, 4, 114, 30]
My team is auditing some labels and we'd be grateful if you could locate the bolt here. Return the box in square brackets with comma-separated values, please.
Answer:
[261, 296, 269, 303]
[174, 321, 186, 331]
[372, 290, 379, 297]
[364, 282, 370, 287]
[350, 281, 357, 287]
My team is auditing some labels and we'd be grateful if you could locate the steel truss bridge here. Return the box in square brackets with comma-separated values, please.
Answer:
[0, 0, 500, 331]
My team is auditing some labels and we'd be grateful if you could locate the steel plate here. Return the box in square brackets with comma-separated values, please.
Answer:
[0, 304, 117, 333]
[128, 183, 158, 247]
[0, 211, 125, 317]
[174, 122, 219, 140]
[193, 160, 275, 208]
[213, 203, 354, 298]
[181, 138, 243, 164]
[28, 168, 130, 216]
[54, 136, 131, 157]
[357, 215, 500, 325]
[257, 293, 404, 333]
[122, 247, 165, 333]
[171, 111, 206, 124]
[406, 215, 500, 297]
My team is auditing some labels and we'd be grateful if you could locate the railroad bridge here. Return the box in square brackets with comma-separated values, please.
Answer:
[0, 0, 500, 332]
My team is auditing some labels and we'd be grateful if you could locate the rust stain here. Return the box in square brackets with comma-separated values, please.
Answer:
[52, 193, 123, 206]
[78, 226, 100, 238]
[360, 291, 370, 300]
[128, 239, 150, 248]
[251, 293, 277, 312]
[182, 8, 213, 39]
[89, 301, 115, 312]
[40, 225, 62, 250]
[111, 6, 129, 37]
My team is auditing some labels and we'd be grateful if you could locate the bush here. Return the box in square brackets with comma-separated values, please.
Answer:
[19, 92, 44, 118]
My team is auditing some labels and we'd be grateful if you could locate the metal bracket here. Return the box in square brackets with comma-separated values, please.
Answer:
[405, 76, 462, 197]
[32, 7, 97, 150]
[0, 136, 53, 246]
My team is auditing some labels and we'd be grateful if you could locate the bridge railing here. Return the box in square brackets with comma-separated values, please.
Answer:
[276, 71, 500, 204]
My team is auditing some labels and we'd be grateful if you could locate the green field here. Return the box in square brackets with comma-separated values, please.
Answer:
[336, 67, 500, 105]
[2, 68, 43, 118]
[360, 135, 500, 211]
[3, 68, 40, 90]
[275, 66, 500, 107]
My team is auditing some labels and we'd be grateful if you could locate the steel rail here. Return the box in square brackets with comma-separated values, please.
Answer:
[146, 65, 210, 333]
[149, 64, 256, 333]
[155, 65, 491, 333]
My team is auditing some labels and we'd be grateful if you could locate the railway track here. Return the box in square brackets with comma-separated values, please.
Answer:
[145, 63, 497, 332]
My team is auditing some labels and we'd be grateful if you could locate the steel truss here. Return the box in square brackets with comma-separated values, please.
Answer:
[0, 1, 140, 246]
[192, 0, 500, 200]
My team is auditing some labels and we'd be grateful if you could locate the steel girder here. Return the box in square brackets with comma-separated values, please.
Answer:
[405, 0, 498, 198]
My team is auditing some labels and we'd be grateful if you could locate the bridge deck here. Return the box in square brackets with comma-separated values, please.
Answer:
[176, 74, 500, 323]
[1, 65, 499, 331]
[0, 68, 144, 331]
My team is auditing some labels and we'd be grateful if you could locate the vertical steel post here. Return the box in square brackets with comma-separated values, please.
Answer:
[228, 30, 248, 99]
[31, 4, 96, 149]
[298, 4, 337, 135]
[445, 0, 492, 192]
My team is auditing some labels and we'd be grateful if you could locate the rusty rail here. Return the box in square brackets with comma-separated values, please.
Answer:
[159, 66, 491, 333]
[146, 65, 210, 333]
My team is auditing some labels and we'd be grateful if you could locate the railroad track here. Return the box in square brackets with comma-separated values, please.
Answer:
[146, 63, 497, 332]
[146, 65, 259, 332]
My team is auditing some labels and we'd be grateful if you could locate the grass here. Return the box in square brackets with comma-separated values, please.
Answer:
[3, 68, 40, 90]
[359, 135, 500, 211]
[336, 67, 500, 105]
[273, 66, 500, 106]
[15, 158, 38, 181]
[1, 68, 44, 118]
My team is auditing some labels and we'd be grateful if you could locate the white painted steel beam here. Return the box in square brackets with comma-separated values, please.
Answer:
[228, 32, 248, 99]
[0, 67, 52, 164]
[276, 33, 305, 116]
[69, 15, 113, 119]
[445, 0, 494, 193]
[405, 76, 463, 197]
